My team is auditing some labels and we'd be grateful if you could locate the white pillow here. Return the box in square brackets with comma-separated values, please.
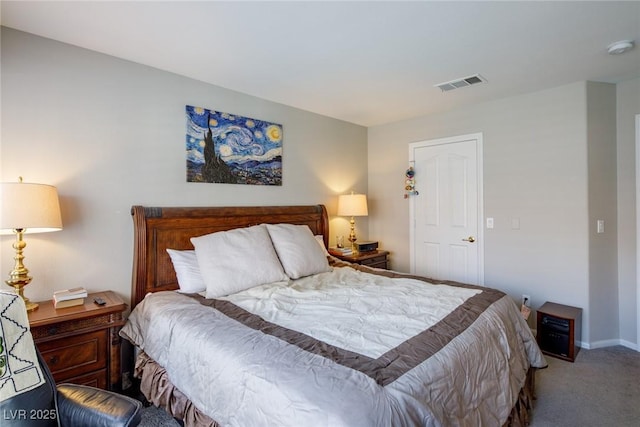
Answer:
[266, 224, 331, 279]
[315, 235, 330, 256]
[166, 249, 206, 293]
[191, 225, 288, 298]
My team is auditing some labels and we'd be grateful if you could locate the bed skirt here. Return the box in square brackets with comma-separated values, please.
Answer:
[135, 351, 537, 427]
[135, 351, 219, 427]
[502, 366, 537, 427]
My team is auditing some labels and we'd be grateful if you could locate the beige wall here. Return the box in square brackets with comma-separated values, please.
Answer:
[2, 27, 637, 350]
[368, 82, 597, 341]
[0, 28, 368, 305]
[369, 80, 638, 349]
[617, 77, 640, 347]
[586, 82, 618, 343]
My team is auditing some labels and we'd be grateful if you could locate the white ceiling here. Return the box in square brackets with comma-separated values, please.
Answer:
[2, 1, 639, 127]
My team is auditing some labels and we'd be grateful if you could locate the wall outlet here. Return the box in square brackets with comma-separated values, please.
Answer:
[522, 294, 531, 307]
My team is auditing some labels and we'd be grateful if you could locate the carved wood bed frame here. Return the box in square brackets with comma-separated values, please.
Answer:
[130, 204, 329, 309]
[128, 204, 537, 427]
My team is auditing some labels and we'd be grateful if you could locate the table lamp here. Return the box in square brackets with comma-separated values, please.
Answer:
[0, 177, 63, 311]
[337, 192, 368, 252]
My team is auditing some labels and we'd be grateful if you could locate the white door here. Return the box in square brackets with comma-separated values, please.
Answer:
[409, 134, 484, 285]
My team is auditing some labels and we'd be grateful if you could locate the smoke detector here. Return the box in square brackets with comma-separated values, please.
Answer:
[607, 40, 634, 55]
[435, 74, 487, 92]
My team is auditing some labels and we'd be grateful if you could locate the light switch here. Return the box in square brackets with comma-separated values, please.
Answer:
[511, 218, 520, 230]
[597, 220, 605, 233]
[486, 218, 494, 229]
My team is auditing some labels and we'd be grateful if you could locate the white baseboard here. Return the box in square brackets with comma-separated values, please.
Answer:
[580, 339, 639, 351]
[531, 324, 639, 352]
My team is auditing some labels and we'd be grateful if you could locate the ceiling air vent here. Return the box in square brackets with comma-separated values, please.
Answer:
[435, 74, 487, 92]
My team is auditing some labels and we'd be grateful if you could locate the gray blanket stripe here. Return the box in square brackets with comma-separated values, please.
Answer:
[190, 266, 504, 386]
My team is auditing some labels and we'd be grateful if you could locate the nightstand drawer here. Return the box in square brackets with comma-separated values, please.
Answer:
[31, 313, 115, 342]
[359, 254, 387, 268]
[65, 369, 108, 389]
[332, 250, 390, 270]
[38, 329, 107, 381]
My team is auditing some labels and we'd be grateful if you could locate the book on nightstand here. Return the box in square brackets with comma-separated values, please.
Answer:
[53, 297, 85, 309]
[53, 287, 88, 309]
[329, 247, 353, 256]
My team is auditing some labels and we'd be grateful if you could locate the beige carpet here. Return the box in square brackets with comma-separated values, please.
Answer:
[138, 345, 640, 426]
[531, 345, 640, 426]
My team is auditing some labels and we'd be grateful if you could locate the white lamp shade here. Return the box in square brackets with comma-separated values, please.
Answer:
[0, 181, 63, 234]
[337, 193, 368, 217]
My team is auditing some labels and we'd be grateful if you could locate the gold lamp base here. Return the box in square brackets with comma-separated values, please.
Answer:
[5, 228, 39, 311]
[348, 215, 359, 254]
[7, 283, 39, 312]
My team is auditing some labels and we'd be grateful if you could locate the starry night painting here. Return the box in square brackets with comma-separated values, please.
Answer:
[186, 105, 283, 185]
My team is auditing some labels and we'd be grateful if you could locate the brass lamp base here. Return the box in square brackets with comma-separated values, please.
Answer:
[5, 228, 39, 311]
[7, 283, 39, 312]
[348, 216, 359, 254]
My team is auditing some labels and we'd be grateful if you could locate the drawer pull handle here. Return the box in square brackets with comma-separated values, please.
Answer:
[48, 355, 59, 365]
[48, 326, 58, 335]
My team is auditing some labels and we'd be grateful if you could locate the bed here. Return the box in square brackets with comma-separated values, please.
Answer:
[121, 204, 546, 427]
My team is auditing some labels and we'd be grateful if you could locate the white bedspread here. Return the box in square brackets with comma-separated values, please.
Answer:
[122, 267, 546, 427]
[221, 267, 481, 358]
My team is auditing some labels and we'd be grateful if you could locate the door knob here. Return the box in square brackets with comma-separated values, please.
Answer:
[462, 236, 476, 243]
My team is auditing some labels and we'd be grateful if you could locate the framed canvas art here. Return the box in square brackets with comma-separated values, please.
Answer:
[186, 105, 283, 185]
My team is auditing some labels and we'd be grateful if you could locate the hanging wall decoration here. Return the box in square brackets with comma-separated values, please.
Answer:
[186, 105, 283, 185]
[404, 166, 419, 198]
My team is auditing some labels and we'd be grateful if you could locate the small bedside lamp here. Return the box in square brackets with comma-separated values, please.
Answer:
[337, 192, 368, 252]
[0, 177, 63, 311]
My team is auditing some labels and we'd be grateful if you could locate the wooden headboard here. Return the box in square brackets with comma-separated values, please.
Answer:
[130, 205, 329, 309]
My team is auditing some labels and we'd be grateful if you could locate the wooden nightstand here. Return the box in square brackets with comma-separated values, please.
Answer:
[28, 290, 127, 391]
[332, 250, 390, 269]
